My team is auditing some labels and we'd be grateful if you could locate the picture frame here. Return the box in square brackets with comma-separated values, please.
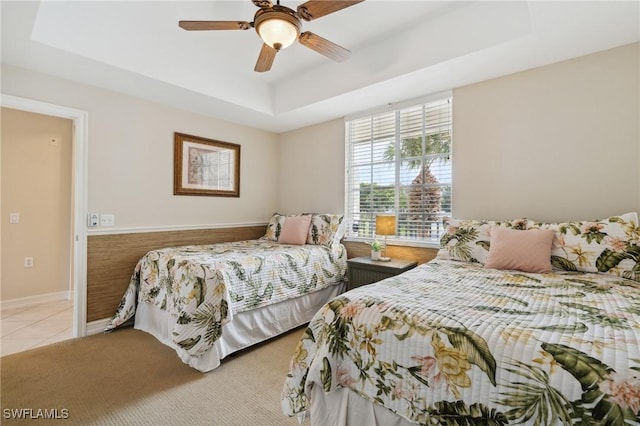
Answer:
[174, 132, 240, 197]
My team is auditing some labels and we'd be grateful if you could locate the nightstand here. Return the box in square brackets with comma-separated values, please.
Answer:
[347, 257, 418, 290]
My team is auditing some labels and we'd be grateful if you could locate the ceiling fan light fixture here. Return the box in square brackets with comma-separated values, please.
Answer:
[255, 10, 300, 51]
[180, 0, 362, 72]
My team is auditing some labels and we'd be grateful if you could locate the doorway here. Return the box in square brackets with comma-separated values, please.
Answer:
[1, 94, 88, 339]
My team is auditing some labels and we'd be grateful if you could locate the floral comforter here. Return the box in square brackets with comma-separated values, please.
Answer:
[106, 239, 346, 358]
[282, 259, 640, 425]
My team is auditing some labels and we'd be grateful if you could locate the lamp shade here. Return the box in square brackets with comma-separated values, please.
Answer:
[376, 215, 396, 236]
[255, 11, 300, 50]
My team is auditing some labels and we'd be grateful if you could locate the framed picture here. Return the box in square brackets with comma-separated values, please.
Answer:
[174, 132, 240, 197]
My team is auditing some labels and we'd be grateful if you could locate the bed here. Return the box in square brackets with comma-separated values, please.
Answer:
[282, 213, 640, 425]
[105, 213, 347, 372]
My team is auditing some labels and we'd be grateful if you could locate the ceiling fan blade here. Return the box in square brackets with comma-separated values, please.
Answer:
[254, 43, 277, 72]
[297, 0, 364, 21]
[252, 0, 273, 7]
[298, 31, 350, 62]
[178, 21, 251, 31]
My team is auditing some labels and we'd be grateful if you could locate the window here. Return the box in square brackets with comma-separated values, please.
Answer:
[344, 92, 452, 245]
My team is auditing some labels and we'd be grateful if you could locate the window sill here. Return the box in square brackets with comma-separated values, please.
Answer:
[342, 237, 441, 250]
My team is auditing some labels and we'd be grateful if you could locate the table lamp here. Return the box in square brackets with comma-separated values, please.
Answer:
[375, 215, 396, 262]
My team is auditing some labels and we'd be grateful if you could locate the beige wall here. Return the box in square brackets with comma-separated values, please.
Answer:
[278, 118, 346, 214]
[1, 65, 280, 230]
[1, 65, 279, 303]
[1, 108, 73, 300]
[452, 42, 639, 222]
[1, 42, 638, 301]
[280, 42, 640, 225]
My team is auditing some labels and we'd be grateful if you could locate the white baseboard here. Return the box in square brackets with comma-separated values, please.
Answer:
[86, 318, 111, 335]
[1, 291, 71, 311]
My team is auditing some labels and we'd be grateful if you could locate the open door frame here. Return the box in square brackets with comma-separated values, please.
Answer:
[1, 94, 88, 338]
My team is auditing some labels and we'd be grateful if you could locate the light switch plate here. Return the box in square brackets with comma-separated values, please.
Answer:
[9, 213, 19, 224]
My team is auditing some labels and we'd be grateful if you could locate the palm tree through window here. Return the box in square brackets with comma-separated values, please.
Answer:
[345, 93, 452, 244]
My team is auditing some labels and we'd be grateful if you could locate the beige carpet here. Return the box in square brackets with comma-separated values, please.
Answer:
[1, 327, 306, 425]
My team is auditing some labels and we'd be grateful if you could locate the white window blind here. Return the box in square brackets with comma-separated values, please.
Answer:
[345, 94, 452, 244]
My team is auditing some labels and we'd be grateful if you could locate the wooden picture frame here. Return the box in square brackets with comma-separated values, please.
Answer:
[174, 132, 240, 197]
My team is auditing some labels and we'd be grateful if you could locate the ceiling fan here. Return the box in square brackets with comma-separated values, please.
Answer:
[179, 0, 364, 72]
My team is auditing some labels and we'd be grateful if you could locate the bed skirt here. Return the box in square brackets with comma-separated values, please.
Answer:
[134, 282, 345, 372]
[309, 386, 418, 426]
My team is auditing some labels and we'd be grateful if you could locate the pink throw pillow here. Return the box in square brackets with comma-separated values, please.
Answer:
[485, 227, 555, 273]
[278, 215, 312, 245]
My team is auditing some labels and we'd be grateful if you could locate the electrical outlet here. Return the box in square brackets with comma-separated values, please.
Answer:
[24, 257, 34, 268]
[9, 212, 19, 224]
[88, 212, 99, 227]
[100, 214, 115, 227]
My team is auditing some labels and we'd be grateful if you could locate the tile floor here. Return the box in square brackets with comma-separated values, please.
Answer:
[1, 299, 74, 357]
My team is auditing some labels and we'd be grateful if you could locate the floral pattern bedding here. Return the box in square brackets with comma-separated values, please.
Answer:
[282, 259, 640, 425]
[438, 213, 640, 281]
[106, 239, 346, 358]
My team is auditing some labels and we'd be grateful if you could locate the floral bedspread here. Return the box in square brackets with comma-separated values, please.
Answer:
[282, 259, 640, 425]
[105, 239, 346, 358]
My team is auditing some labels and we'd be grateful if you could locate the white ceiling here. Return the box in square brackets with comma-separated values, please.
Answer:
[2, 1, 639, 133]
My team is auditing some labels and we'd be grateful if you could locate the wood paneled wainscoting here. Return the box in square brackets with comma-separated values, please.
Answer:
[87, 226, 266, 322]
[87, 230, 439, 323]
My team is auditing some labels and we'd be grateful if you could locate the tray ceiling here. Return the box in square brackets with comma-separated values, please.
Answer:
[2, 1, 638, 133]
